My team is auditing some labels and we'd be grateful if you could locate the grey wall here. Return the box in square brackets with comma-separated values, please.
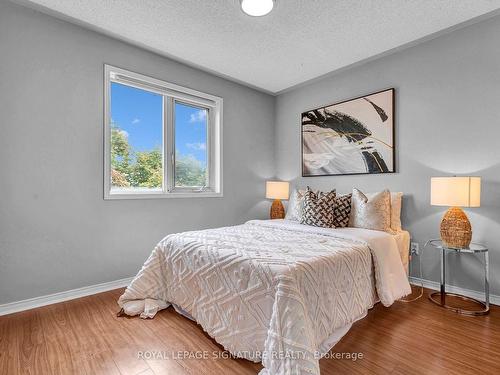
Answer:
[275, 15, 500, 295]
[0, 1, 275, 304]
[2, 0, 499, 305]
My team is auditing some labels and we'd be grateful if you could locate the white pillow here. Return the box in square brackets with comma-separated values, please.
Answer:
[365, 191, 403, 232]
[390, 192, 403, 232]
[285, 189, 304, 221]
[349, 189, 391, 232]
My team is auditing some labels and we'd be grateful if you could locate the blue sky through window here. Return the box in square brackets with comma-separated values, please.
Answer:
[175, 102, 207, 167]
[110, 82, 163, 152]
[110, 82, 207, 166]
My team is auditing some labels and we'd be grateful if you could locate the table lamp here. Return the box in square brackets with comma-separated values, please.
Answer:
[266, 181, 289, 219]
[431, 176, 481, 248]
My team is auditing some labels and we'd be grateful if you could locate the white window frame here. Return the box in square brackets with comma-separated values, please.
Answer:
[104, 65, 223, 199]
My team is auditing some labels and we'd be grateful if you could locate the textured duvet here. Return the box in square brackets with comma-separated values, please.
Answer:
[118, 220, 410, 375]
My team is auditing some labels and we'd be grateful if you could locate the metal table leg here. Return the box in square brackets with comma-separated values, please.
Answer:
[440, 247, 445, 305]
[429, 248, 489, 315]
[485, 251, 490, 311]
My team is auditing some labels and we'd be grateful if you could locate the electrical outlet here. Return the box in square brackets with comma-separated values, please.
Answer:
[410, 242, 420, 255]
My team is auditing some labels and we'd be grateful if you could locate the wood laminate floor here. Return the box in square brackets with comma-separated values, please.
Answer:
[1, 287, 499, 375]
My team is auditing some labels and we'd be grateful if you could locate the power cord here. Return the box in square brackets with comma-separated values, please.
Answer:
[398, 241, 424, 303]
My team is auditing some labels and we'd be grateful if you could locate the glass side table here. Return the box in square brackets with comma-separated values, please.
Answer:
[425, 239, 489, 316]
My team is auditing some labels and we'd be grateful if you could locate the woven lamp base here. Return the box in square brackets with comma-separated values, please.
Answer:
[270, 199, 285, 219]
[440, 207, 472, 248]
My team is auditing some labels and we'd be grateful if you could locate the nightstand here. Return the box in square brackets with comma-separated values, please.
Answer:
[426, 239, 489, 316]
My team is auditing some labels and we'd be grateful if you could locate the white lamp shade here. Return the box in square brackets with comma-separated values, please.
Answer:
[431, 177, 481, 207]
[266, 181, 289, 200]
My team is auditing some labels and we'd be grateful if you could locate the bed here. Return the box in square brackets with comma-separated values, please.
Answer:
[118, 219, 411, 375]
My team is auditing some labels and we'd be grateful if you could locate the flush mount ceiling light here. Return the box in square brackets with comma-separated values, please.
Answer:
[240, 0, 275, 17]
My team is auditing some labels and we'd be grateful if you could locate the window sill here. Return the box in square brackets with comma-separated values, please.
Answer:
[104, 191, 223, 200]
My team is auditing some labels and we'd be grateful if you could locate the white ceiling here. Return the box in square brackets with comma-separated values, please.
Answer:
[18, 0, 500, 93]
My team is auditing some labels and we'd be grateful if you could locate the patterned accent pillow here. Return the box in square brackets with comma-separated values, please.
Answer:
[332, 193, 352, 228]
[349, 189, 391, 232]
[300, 188, 336, 228]
[285, 187, 324, 221]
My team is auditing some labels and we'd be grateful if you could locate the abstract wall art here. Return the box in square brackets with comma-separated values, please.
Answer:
[301, 88, 395, 176]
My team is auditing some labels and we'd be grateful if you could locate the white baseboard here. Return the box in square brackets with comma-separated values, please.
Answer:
[0, 277, 133, 316]
[1, 276, 496, 317]
[409, 277, 499, 306]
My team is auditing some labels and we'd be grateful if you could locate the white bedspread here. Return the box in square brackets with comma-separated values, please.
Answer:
[118, 220, 410, 375]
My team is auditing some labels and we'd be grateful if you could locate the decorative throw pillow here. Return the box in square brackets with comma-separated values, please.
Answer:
[332, 193, 352, 228]
[365, 191, 403, 231]
[349, 189, 391, 232]
[300, 188, 336, 228]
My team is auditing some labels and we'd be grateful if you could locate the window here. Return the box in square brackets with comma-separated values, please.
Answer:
[104, 65, 222, 199]
[174, 102, 209, 188]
